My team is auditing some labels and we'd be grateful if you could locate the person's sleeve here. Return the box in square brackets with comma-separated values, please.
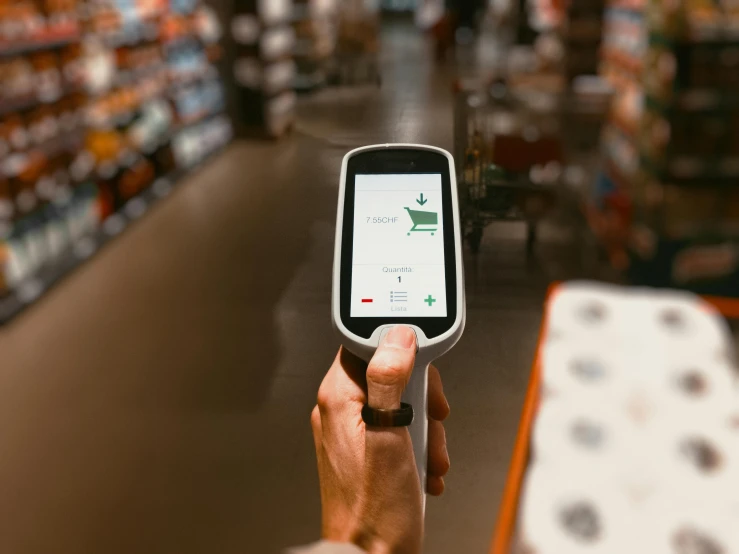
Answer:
[284, 540, 365, 554]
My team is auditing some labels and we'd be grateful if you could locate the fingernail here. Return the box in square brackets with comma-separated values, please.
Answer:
[384, 326, 416, 349]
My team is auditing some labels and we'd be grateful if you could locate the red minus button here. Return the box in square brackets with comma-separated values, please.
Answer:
[361, 299, 373, 303]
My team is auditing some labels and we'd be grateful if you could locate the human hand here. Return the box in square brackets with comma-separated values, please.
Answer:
[311, 326, 451, 554]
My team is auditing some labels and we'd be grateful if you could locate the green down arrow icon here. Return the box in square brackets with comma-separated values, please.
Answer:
[416, 193, 428, 206]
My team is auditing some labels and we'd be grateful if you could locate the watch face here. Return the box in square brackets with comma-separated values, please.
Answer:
[339, 148, 458, 339]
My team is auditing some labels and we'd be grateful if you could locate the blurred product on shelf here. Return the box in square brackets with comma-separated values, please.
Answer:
[647, 0, 739, 41]
[0, 0, 231, 321]
[527, 0, 562, 32]
[330, 0, 380, 86]
[230, 0, 297, 138]
[594, 0, 739, 296]
[0, 0, 80, 50]
[381, 0, 413, 11]
[292, 0, 336, 91]
[560, 0, 604, 81]
[516, 283, 739, 554]
[171, 113, 231, 169]
[520, 0, 606, 82]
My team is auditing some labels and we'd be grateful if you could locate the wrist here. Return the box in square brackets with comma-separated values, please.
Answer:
[351, 533, 391, 554]
[351, 527, 416, 554]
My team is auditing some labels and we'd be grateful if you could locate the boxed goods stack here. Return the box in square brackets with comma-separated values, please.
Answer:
[517, 283, 739, 553]
[561, 0, 605, 81]
[292, 0, 336, 92]
[596, 0, 739, 296]
[230, 0, 296, 137]
[161, 0, 230, 169]
[525, 0, 605, 81]
[331, 0, 379, 86]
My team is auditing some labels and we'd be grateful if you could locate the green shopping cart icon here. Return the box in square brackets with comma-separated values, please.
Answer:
[405, 207, 438, 236]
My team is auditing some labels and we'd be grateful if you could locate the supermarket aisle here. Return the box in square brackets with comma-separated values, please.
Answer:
[0, 22, 545, 554]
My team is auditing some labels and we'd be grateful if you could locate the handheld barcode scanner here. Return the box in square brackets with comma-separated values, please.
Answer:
[332, 144, 466, 508]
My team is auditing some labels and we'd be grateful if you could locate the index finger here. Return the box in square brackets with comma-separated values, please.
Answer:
[428, 364, 450, 421]
[317, 346, 368, 411]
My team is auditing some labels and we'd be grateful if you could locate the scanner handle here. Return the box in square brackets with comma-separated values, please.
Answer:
[402, 359, 429, 513]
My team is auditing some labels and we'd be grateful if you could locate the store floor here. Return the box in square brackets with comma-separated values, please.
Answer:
[0, 24, 558, 554]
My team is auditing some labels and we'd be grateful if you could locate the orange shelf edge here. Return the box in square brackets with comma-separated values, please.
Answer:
[488, 284, 557, 554]
[702, 295, 739, 320]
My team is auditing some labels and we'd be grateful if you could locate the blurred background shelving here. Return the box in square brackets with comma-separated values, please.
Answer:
[0, 0, 231, 321]
[593, 0, 739, 294]
[3, 0, 738, 317]
[291, 0, 336, 92]
[229, 0, 297, 138]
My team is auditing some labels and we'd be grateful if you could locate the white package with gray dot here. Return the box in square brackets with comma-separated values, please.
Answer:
[532, 399, 631, 467]
[638, 355, 738, 423]
[644, 418, 739, 500]
[545, 282, 635, 342]
[638, 496, 739, 554]
[532, 398, 660, 503]
[519, 466, 633, 554]
[540, 339, 630, 401]
[633, 290, 735, 356]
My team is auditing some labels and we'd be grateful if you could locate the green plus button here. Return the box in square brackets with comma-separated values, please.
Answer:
[424, 295, 436, 307]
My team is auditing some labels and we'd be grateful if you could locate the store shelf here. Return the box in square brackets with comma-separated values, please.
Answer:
[595, 0, 739, 291]
[488, 289, 551, 554]
[641, 154, 739, 183]
[0, 144, 228, 324]
[293, 71, 326, 92]
[562, 21, 603, 43]
[90, 109, 226, 180]
[89, 21, 161, 48]
[0, 0, 231, 321]
[114, 63, 169, 87]
[609, 112, 638, 139]
[600, 46, 643, 76]
[1, 129, 85, 178]
[605, 0, 645, 11]
[646, 91, 739, 113]
[650, 30, 739, 47]
[0, 84, 80, 118]
[168, 108, 227, 139]
[702, 295, 739, 319]
[603, 154, 633, 191]
[627, 234, 739, 295]
[602, 125, 639, 183]
[0, 28, 81, 58]
[169, 66, 220, 90]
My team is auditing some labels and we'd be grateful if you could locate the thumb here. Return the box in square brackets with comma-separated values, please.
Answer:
[366, 326, 417, 410]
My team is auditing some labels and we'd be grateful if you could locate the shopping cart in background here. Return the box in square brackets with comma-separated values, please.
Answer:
[454, 74, 611, 255]
[405, 207, 438, 235]
[455, 79, 562, 255]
